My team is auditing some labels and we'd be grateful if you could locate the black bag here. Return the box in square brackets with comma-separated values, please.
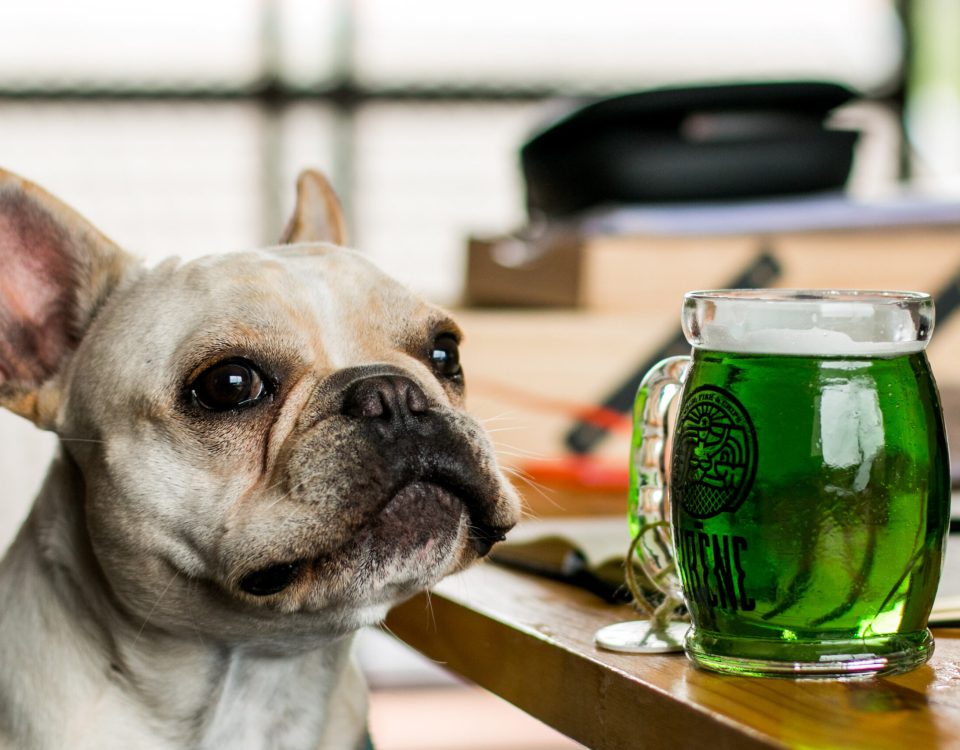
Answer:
[520, 81, 860, 219]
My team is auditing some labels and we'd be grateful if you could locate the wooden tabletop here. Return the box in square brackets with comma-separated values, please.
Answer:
[385, 560, 960, 750]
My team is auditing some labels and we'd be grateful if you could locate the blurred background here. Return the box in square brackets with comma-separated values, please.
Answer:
[1, 1, 959, 748]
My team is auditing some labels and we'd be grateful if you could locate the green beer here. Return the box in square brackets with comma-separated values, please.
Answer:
[629, 290, 950, 677]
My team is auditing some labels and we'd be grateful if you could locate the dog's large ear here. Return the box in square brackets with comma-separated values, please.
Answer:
[0, 169, 139, 428]
[279, 169, 348, 246]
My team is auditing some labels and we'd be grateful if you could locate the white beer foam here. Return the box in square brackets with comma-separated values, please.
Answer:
[699, 326, 927, 357]
[692, 296, 930, 357]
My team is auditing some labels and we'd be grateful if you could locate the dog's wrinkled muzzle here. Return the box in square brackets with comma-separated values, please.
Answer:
[236, 371, 514, 598]
[341, 372, 511, 555]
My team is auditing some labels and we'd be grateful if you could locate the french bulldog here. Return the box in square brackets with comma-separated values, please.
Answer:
[0, 168, 521, 749]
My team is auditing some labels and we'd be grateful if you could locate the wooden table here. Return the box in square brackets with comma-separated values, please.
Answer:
[385, 561, 960, 750]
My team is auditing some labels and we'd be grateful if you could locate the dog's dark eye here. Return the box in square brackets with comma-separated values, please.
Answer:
[190, 359, 271, 412]
[239, 562, 302, 596]
[429, 334, 462, 379]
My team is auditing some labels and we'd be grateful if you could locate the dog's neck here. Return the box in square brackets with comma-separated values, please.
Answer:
[0, 451, 367, 750]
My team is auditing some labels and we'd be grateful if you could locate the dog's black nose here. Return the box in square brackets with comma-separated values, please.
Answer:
[342, 375, 431, 438]
[469, 524, 511, 557]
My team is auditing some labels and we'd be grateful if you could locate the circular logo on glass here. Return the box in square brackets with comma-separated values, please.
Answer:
[672, 385, 758, 519]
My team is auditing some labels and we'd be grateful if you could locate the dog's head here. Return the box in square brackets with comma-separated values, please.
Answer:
[0, 169, 520, 644]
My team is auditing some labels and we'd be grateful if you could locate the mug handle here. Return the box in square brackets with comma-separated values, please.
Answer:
[629, 355, 690, 610]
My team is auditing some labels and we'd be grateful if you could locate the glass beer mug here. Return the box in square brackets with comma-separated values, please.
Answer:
[628, 290, 949, 677]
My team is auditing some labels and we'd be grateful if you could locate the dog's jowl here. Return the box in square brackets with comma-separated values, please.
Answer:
[0, 168, 520, 750]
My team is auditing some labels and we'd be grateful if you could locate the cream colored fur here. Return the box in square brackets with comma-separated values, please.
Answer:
[0, 169, 520, 749]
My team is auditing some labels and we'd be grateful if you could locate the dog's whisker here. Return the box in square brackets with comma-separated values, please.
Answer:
[58, 437, 107, 445]
[260, 476, 291, 497]
[275, 482, 322, 526]
[499, 466, 564, 511]
[500, 463, 549, 487]
[423, 589, 438, 631]
[480, 424, 529, 435]
[133, 568, 181, 647]
[185, 577, 207, 649]
[507, 483, 560, 512]
[378, 620, 448, 670]
[513, 505, 539, 522]
[491, 441, 549, 460]
[261, 467, 328, 520]
[263, 479, 305, 513]
[478, 410, 523, 425]
[494, 450, 550, 464]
